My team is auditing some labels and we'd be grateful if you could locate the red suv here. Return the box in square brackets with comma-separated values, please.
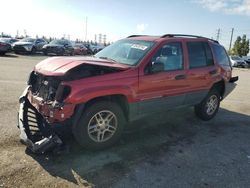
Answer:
[17, 34, 238, 153]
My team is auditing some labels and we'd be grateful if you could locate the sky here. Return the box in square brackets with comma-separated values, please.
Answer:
[0, 0, 250, 49]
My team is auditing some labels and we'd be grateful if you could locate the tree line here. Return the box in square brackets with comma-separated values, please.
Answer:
[230, 34, 249, 57]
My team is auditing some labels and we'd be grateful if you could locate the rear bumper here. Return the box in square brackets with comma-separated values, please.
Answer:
[45, 47, 64, 54]
[18, 87, 63, 153]
[0, 45, 11, 52]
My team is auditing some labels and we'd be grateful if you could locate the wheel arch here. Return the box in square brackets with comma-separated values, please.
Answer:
[210, 79, 225, 99]
[75, 94, 130, 122]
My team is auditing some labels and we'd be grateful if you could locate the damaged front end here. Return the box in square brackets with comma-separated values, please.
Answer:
[17, 59, 126, 153]
[18, 88, 63, 153]
[17, 72, 74, 154]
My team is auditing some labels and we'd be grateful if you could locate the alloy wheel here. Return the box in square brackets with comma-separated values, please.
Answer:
[87, 110, 117, 142]
[206, 95, 218, 115]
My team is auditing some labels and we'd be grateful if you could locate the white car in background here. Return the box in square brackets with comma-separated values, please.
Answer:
[229, 56, 248, 68]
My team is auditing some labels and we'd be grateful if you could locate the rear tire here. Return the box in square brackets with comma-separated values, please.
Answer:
[73, 101, 125, 150]
[194, 89, 220, 121]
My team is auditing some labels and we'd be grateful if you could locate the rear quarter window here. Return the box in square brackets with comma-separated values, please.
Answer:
[187, 42, 214, 69]
[211, 44, 231, 66]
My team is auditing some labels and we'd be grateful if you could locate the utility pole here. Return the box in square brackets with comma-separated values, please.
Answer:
[229, 28, 234, 52]
[216, 28, 220, 41]
[85, 17, 88, 41]
[24, 29, 27, 37]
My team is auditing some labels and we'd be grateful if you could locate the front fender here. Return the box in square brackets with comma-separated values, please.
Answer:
[65, 85, 136, 104]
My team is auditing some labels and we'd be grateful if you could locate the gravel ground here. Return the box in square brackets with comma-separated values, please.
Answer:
[0, 54, 249, 188]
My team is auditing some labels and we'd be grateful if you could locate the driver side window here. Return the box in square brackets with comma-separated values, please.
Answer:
[152, 42, 184, 71]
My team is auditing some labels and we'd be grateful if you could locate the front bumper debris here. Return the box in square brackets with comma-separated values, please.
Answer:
[18, 87, 63, 153]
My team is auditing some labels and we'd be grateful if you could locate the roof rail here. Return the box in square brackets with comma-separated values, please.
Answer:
[127, 35, 148, 38]
[161, 34, 219, 43]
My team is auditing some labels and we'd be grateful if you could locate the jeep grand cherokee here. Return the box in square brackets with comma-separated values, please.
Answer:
[17, 34, 238, 153]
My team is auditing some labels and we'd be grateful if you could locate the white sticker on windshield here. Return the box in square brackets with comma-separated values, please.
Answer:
[131, 44, 148, 50]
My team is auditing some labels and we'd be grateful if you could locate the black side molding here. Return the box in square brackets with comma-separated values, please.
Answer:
[175, 74, 186, 80]
[229, 76, 239, 83]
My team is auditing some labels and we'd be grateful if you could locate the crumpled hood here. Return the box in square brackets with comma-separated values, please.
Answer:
[13, 41, 33, 46]
[34, 56, 130, 76]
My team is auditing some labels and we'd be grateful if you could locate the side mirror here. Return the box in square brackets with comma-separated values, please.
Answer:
[151, 62, 164, 73]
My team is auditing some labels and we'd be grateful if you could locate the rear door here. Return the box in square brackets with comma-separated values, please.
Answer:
[137, 41, 189, 114]
[185, 41, 218, 105]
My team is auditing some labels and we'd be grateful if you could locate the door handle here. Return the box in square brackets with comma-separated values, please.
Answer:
[175, 74, 186, 80]
[209, 69, 217, 75]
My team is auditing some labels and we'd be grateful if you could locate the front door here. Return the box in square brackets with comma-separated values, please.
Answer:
[137, 42, 189, 114]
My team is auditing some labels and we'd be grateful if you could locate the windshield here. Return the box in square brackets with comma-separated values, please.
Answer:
[231, 56, 241, 60]
[20, 38, 35, 43]
[50, 40, 68, 45]
[0, 38, 10, 43]
[95, 39, 155, 65]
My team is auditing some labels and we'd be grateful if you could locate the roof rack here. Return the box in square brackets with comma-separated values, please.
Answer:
[161, 34, 219, 43]
[127, 35, 148, 38]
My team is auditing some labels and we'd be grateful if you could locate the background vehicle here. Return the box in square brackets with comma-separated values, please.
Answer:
[0, 37, 18, 44]
[18, 34, 237, 153]
[73, 43, 88, 55]
[0, 38, 12, 55]
[242, 56, 250, 66]
[229, 56, 248, 68]
[42, 39, 74, 56]
[12, 38, 47, 54]
[90, 44, 104, 54]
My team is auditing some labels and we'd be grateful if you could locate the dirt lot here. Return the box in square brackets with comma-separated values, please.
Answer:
[0, 54, 250, 188]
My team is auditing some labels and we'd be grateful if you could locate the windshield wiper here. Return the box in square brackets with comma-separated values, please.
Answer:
[98, 56, 117, 63]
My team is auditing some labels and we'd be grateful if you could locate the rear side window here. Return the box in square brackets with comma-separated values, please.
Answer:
[211, 44, 231, 66]
[187, 42, 214, 68]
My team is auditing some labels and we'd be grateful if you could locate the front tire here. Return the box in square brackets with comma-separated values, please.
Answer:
[194, 89, 220, 121]
[73, 101, 125, 150]
[43, 49, 48, 56]
[30, 47, 36, 55]
[58, 49, 65, 56]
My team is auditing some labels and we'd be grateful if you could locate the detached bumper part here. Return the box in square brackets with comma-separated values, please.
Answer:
[18, 94, 63, 153]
